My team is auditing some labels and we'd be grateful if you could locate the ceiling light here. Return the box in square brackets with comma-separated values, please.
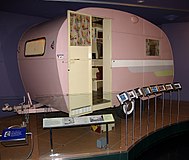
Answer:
[164, 15, 178, 21]
[137, 0, 144, 3]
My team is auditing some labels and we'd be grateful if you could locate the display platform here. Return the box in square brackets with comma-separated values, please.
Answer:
[0, 84, 188, 160]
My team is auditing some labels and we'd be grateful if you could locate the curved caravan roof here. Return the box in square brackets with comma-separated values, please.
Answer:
[18, 8, 174, 116]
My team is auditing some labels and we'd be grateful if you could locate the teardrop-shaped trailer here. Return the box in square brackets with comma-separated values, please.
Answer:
[17, 8, 174, 116]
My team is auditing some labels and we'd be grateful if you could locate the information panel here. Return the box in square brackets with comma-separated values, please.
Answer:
[43, 114, 115, 128]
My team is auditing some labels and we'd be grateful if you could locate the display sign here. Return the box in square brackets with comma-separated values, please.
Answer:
[142, 87, 152, 96]
[134, 88, 143, 98]
[165, 83, 174, 91]
[157, 84, 166, 92]
[127, 90, 137, 100]
[173, 82, 182, 90]
[0, 127, 27, 142]
[150, 85, 159, 94]
[117, 92, 129, 104]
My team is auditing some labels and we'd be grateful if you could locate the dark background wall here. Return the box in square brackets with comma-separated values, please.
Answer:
[0, 11, 47, 117]
[161, 23, 189, 101]
[0, 11, 188, 118]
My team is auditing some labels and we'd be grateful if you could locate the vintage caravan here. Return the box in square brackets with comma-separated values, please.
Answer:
[17, 8, 174, 116]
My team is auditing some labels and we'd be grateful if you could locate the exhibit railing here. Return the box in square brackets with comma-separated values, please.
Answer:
[115, 82, 182, 148]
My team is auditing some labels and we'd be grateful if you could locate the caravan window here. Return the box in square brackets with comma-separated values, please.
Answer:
[25, 37, 46, 56]
[146, 39, 159, 56]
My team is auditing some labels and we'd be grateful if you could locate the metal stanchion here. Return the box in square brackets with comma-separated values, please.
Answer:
[123, 101, 135, 146]
[49, 128, 60, 157]
[116, 92, 129, 146]
[164, 83, 174, 125]
[154, 94, 157, 131]
[50, 128, 54, 155]
[132, 100, 135, 144]
[161, 92, 165, 128]
[147, 96, 150, 135]
[125, 105, 128, 146]
[177, 90, 180, 123]
[140, 87, 152, 135]
[169, 91, 172, 125]
[172, 82, 182, 123]
[116, 91, 135, 146]
[139, 98, 142, 138]
[105, 123, 109, 149]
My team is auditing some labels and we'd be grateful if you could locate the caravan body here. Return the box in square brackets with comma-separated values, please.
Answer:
[17, 8, 174, 116]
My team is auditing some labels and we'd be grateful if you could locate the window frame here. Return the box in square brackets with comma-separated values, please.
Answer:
[24, 37, 46, 57]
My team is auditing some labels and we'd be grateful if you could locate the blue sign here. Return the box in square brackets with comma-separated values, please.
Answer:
[0, 127, 26, 142]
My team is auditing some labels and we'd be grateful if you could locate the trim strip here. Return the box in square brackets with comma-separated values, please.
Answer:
[112, 60, 174, 68]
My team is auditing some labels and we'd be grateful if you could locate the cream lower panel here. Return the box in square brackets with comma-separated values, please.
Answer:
[93, 101, 112, 112]
[69, 93, 92, 117]
[68, 59, 93, 116]
[68, 59, 92, 94]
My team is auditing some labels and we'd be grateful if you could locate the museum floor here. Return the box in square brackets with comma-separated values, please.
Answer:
[0, 98, 189, 160]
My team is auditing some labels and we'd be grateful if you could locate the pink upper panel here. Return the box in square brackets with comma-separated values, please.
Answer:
[79, 7, 173, 61]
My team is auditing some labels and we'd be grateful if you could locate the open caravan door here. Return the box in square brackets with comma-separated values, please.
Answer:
[68, 11, 93, 116]
[68, 11, 112, 116]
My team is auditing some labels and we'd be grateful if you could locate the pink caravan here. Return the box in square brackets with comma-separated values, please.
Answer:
[17, 7, 174, 116]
